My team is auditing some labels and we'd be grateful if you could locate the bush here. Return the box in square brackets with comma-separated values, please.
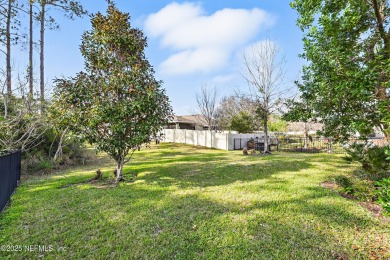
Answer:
[28, 158, 54, 173]
[375, 177, 390, 215]
[335, 175, 354, 194]
[334, 175, 377, 201]
[352, 179, 377, 202]
[23, 126, 87, 174]
[345, 142, 389, 178]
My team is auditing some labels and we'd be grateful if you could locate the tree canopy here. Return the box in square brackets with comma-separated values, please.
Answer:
[229, 111, 254, 134]
[289, 0, 390, 141]
[52, 3, 172, 181]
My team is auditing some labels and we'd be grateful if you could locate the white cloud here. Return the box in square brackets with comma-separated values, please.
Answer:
[145, 2, 275, 75]
[211, 74, 236, 85]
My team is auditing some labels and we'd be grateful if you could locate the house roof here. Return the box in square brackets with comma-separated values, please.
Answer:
[171, 114, 208, 126]
[287, 122, 323, 132]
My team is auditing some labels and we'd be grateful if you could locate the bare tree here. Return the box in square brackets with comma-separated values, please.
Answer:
[0, 72, 46, 152]
[241, 40, 287, 153]
[0, 104, 45, 152]
[196, 84, 218, 131]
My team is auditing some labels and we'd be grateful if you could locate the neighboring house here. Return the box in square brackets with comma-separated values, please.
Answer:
[286, 122, 323, 135]
[371, 127, 385, 138]
[166, 115, 209, 130]
[286, 122, 387, 139]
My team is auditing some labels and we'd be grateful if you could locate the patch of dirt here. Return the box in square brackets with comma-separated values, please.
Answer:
[320, 181, 390, 221]
[359, 202, 390, 221]
[320, 181, 337, 190]
[339, 192, 357, 200]
[245, 152, 273, 157]
[87, 179, 118, 189]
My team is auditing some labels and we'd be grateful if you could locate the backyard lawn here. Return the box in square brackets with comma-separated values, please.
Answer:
[0, 143, 389, 259]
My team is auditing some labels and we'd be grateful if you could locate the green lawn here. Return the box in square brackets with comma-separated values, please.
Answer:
[1, 143, 389, 259]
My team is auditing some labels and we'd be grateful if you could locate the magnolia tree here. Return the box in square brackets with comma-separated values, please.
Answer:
[52, 3, 172, 182]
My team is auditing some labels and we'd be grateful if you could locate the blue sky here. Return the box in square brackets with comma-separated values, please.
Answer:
[13, 0, 304, 114]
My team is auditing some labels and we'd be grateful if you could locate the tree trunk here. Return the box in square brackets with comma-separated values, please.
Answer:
[3, 95, 8, 119]
[6, 0, 12, 97]
[29, 1, 33, 97]
[116, 161, 124, 182]
[263, 117, 269, 153]
[304, 122, 308, 148]
[53, 128, 67, 162]
[40, 2, 45, 110]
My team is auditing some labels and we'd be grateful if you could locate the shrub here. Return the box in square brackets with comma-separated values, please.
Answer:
[345, 142, 389, 178]
[28, 158, 54, 173]
[335, 175, 354, 194]
[375, 177, 390, 215]
[352, 179, 377, 202]
[334, 175, 377, 201]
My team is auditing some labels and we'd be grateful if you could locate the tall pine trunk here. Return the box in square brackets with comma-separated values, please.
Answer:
[6, 0, 12, 97]
[40, 2, 45, 109]
[29, 1, 33, 97]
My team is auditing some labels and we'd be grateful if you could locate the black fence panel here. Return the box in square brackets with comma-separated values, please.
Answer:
[0, 151, 21, 214]
[277, 137, 386, 154]
[277, 137, 344, 153]
[233, 137, 386, 154]
[233, 138, 277, 152]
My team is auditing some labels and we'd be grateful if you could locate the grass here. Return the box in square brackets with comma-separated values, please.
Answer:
[1, 143, 389, 259]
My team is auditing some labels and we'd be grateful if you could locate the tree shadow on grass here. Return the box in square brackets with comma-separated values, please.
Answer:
[1, 186, 360, 259]
[2, 160, 387, 258]
[134, 157, 315, 189]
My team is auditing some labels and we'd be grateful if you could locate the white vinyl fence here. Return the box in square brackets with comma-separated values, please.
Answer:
[161, 129, 274, 151]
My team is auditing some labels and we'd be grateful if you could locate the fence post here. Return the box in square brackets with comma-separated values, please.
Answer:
[226, 133, 228, 150]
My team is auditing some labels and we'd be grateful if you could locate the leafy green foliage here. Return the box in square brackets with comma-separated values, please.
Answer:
[283, 91, 313, 124]
[0, 94, 86, 175]
[345, 142, 390, 178]
[268, 115, 288, 133]
[290, 0, 390, 141]
[229, 111, 253, 133]
[52, 3, 172, 181]
[375, 177, 390, 214]
[27, 158, 54, 173]
[335, 175, 353, 189]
